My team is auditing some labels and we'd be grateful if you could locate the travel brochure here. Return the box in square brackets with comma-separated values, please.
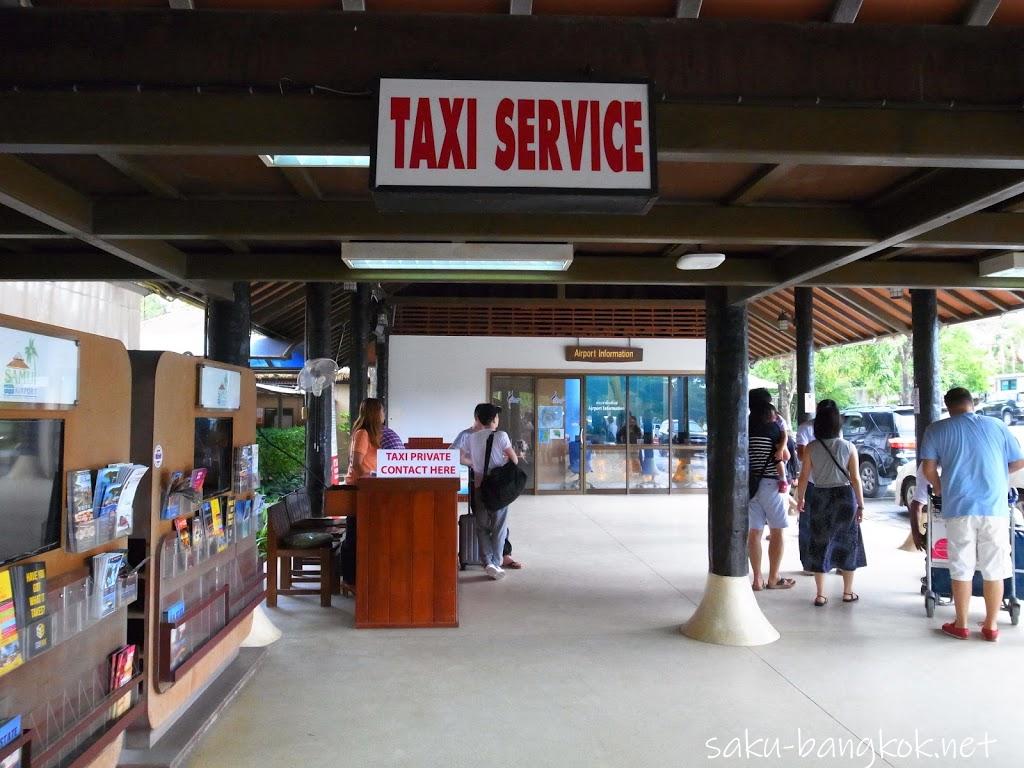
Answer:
[172, 495, 254, 554]
[90, 552, 126, 620]
[108, 643, 137, 719]
[161, 468, 207, 520]
[233, 444, 260, 495]
[9, 563, 50, 659]
[0, 571, 22, 679]
[66, 463, 149, 552]
[0, 561, 54, 680]
[0, 715, 22, 768]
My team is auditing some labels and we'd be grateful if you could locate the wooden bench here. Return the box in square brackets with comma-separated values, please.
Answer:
[265, 492, 341, 608]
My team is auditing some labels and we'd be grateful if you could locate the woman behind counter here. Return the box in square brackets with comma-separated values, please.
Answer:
[345, 397, 404, 484]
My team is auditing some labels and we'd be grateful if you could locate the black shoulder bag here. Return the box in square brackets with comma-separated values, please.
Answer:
[749, 450, 775, 499]
[480, 431, 528, 512]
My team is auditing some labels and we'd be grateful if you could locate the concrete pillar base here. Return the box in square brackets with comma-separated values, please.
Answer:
[898, 532, 919, 552]
[681, 573, 780, 646]
[241, 604, 282, 647]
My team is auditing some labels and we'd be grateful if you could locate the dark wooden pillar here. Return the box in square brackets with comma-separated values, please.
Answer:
[794, 287, 815, 424]
[205, 282, 251, 367]
[376, 305, 390, 418]
[305, 283, 333, 515]
[705, 287, 749, 578]
[348, 283, 370, 420]
[911, 289, 941, 449]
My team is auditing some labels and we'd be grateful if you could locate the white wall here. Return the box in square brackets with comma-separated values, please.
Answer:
[388, 335, 706, 442]
[0, 281, 142, 347]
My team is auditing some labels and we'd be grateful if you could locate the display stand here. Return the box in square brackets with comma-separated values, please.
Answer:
[0, 314, 139, 768]
[355, 477, 460, 628]
[121, 352, 262, 760]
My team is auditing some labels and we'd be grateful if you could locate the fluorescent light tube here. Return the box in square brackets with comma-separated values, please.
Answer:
[341, 243, 574, 271]
[259, 155, 371, 168]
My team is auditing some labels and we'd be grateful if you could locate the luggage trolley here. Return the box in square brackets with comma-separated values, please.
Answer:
[922, 491, 1022, 625]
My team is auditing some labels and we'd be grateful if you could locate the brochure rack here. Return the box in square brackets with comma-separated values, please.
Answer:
[0, 314, 137, 768]
[125, 351, 260, 747]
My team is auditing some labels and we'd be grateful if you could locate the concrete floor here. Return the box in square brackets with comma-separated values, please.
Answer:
[187, 495, 1022, 768]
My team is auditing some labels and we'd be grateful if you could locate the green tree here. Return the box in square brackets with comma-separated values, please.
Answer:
[939, 326, 992, 394]
[751, 355, 795, 424]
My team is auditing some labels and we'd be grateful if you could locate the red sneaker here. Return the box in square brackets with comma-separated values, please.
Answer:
[941, 622, 969, 640]
[981, 626, 999, 642]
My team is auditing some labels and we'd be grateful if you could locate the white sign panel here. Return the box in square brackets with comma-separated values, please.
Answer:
[0, 325, 79, 406]
[198, 365, 242, 410]
[376, 449, 460, 479]
[373, 78, 655, 212]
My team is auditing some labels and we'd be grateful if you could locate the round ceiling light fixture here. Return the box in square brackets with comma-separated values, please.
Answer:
[675, 252, 726, 270]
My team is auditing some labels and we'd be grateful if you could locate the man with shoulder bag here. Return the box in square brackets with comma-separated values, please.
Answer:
[468, 403, 525, 581]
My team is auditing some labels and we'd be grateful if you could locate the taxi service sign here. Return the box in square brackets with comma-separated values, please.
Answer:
[372, 78, 656, 213]
[376, 449, 461, 478]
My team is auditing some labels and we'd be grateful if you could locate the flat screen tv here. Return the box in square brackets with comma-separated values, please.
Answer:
[0, 419, 64, 567]
[194, 417, 233, 497]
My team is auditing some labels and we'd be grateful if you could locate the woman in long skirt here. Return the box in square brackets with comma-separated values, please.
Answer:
[796, 400, 868, 606]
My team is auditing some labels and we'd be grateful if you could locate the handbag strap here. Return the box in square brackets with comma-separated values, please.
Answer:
[818, 439, 852, 483]
[483, 431, 496, 477]
[754, 448, 774, 486]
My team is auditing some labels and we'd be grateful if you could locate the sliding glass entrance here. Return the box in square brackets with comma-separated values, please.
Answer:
[488, 372, 707, 494]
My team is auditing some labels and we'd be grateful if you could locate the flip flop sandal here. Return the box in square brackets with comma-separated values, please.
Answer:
[751, 580, 764, 591]
[766, 578, 796, 590]
[503, 559, 524, 569]
[842, 592, 860, 603]
[813, 595, 828, 607]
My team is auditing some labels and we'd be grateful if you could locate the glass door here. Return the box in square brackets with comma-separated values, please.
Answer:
[535, 377, 582, 492]
[628, 376, 670, 492]
[668, 375, 708, 490]
[583, 375, 627, 490]
[490, 375, 536, 493]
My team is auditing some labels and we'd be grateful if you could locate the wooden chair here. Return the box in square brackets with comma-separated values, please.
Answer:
[265, 498, 340, 608]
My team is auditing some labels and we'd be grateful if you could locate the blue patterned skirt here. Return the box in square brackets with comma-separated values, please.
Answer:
[804, 484, 867, 572]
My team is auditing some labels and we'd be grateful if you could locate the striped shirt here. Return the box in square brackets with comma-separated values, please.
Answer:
[749, 419, 783, 480]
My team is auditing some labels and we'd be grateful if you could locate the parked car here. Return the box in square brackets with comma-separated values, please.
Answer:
[979, 396, 1024, 426]
[655, 419, 708, 445]
[895, 459, 1024, 509]
[841, 406, 916, 498]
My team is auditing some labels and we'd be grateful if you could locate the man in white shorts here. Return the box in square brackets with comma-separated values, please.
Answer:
[921, 387, 1024, 641]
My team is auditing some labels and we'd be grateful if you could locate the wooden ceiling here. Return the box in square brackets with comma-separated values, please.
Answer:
[3, 7, 1024, 362]
[18, 0, 1024, 26]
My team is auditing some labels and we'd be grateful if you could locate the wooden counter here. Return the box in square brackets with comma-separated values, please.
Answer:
[355, 477, 459, 629]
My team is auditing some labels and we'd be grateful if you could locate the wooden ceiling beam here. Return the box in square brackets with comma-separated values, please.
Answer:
[4, 249, 1024, 293]
[821, 287, 904, 333]
[964, 0, 1000, 26]
[98, 152, 182, 199]
[8, 92, 1024, 170]
[724, 164, 795, 206]
[675, 0, 702, 19]
[737, 169, 1024, 302]
[3, 11, 1021, 106]
[809, 288, 889, 338]
[0, 153, 227, 296]
[73, 196, 1024, 251]
[278, 167, 323, 201]
[950, 288, 998, 315]
[88, 199, 875, 245]
[830, 0, 863, 23]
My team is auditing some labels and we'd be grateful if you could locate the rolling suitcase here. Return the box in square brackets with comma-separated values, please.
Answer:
[459, 512, 483, 570]
[459, 465, 484, 569]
